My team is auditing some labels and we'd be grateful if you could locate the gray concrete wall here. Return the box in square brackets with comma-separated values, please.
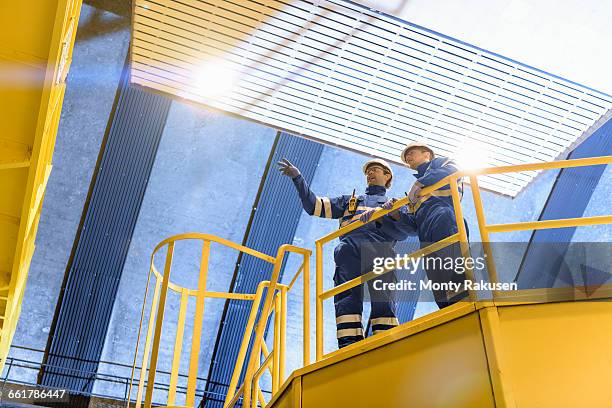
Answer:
[93, 102, 276, 402]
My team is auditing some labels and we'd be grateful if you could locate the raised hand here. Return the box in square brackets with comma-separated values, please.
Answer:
[277, 158, 301, 178]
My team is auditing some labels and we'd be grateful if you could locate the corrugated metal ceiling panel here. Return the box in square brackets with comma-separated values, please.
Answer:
[130, 0, 612, 196]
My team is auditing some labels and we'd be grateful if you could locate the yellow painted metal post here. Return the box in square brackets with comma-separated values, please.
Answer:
[257, 389, 266, 407]
[280, 285, 287, 384]
[302, 255, 310, 365]
[186, 240, 211, 407]
[273, 293, 281, 394]
[224, 282, 267, 408]
[126, 262, 154, 408]
[244, 246, 288, 406]
[144, 242, 174, 407]
[450, 177, 475, 301]
[315, 242, 323, 361]
[469, 176, 500, 291]
[247, 342, 262, 408]
[135, 279, 161, 408]
[167, 289, 189, 406]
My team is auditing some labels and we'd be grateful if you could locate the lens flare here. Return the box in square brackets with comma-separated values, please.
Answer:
[192, 60, 237, 99]
[454, 140, 491, 171]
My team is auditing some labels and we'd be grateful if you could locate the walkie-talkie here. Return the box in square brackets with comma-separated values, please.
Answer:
[348, 189, 357, 215]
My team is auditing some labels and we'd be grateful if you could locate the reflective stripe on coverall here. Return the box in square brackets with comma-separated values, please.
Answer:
[291, 174, 411, 348]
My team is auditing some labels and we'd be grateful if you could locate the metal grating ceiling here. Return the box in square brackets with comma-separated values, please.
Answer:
[129, 0, 612, 196]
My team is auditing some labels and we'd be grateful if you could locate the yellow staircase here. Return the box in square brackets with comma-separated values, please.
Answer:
[0, 0, 82, 372]
[268, 293, 612, 408]
[129, 156, 612, 408]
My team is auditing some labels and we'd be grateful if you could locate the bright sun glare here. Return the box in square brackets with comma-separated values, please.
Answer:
[193, 60, 237, 99]
[454, 140, 491, 171]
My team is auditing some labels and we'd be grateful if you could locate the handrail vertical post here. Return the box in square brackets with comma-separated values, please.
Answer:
[186, 240, 211, 407]
[224, 281, 267, 407]
[144, 242, 174, 408]
[302, 255, 310, 366]
[244, 246, 287, 406]
[127, 261, 154, 408]
[280, 285, 287, 384]
[449, 177, 476, 301]
[135, 279, 161, 408]
[469, 175, 500, 296]
[272, 293, 281, 393]
[315, 242, 323, 361]
[167, 288, 189, 406]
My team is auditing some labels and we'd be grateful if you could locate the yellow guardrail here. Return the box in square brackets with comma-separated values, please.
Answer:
[126, 233, 311, 408]
[314, 155, 612, 360]
[129, 156, 612, 407]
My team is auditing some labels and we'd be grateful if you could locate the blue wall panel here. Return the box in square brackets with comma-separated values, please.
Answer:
[516, 118, 612, 288]
[202, 132, 324, 406]
[38, 72, 171, 399]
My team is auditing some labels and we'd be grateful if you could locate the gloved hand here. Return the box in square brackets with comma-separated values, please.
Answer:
[407, 182, 423, 204]
[382, 198, 397, 210]
[382, 198, 402, 221]
[359, 209, 377, 223]
[277, 158, 301, 178]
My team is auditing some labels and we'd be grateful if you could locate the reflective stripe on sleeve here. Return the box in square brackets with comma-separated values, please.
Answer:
[322, 197, 332, 219]
[313, 197, 323, 217]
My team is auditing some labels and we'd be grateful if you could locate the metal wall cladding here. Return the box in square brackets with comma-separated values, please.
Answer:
[202, 132, 323, 406]
[129, 0, 612, 197]
[516, 116, 612, 289]
[39, 78, 171, 394]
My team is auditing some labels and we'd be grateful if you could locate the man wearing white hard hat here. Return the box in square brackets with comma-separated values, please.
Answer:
[374, 141, 469, 309]
[278, 157, 412, 348]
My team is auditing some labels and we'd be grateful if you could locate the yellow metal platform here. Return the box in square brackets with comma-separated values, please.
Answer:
[0, 0, 81, 371]
[269, 288, 612, 408]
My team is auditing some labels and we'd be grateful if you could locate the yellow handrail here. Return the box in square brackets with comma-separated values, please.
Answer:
[314, 155, 612, 360]
[129, 155, 612, 407]
[127, 234, 311, 408]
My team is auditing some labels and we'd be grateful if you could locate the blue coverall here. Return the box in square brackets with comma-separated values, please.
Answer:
[380, 157, 469, 309]
[291, 174, 411, 348]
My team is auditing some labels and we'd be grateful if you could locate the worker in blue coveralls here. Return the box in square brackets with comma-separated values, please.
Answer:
[362, 141, 469, 309]
[278, 158, 413, 348]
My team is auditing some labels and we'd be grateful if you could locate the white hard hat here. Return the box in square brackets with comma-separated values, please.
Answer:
[401, 141, 435, 164]
[363, 159, 393, 188]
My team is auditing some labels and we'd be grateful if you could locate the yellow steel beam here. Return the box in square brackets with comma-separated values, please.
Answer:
[0, 0, 82, 374]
